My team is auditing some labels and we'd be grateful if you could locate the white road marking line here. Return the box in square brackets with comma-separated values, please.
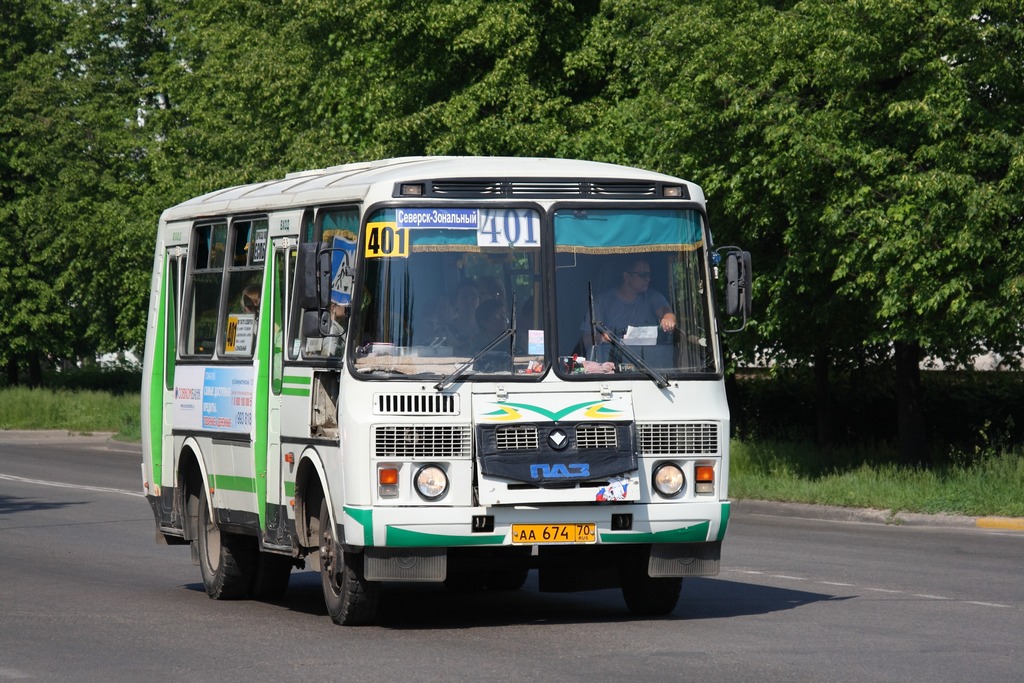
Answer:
[0, 472, 142, 497]
[965, 601, 1012, 608]
[724, 567, 1017, 609]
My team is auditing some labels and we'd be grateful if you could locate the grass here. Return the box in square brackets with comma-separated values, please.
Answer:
[730, 439, 1024, 518]
[0, 387, 141, 441]
[2, 387, 1021, 518]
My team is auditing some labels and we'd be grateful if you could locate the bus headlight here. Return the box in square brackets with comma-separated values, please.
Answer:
[414, 466, 449, 500]
[653, 462, 685, 498]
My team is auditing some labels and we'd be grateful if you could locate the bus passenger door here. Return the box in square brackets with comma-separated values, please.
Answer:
[159, 249, 185, 519]
[262, 239, 293, 549]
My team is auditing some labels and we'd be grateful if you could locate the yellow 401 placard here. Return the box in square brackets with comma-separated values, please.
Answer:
[364, 221, 409, 258]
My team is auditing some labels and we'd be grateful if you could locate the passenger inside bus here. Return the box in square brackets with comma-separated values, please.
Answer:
[416, 296, 457, 348]
[241, 283, 260, 314]
[477, 275, 505, 308]
[474, 299, 509, 346]
[450, 279, 480, 354]
[323, 300, 348, 356]
[473, 298, 511, 371]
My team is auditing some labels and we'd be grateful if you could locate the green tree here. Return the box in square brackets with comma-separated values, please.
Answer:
[1, 0, 165, 383]
[145, 0, 343, 192]
[563, 0, 1024, 462]
[310, 0, 598, 158]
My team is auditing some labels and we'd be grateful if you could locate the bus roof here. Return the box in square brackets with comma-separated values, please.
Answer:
[160, 156, 704, 222]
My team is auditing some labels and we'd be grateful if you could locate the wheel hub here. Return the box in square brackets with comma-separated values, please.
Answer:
[320, 531, 336, 577]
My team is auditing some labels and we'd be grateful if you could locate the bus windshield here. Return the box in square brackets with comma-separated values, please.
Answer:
[352, 207, 545, 379]
[553, 208, 718, 377]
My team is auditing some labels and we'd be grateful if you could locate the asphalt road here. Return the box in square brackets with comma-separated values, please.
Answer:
[1, 432, 1021, 682]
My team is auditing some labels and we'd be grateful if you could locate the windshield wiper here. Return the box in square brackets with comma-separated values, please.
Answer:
[591, 322, 670, 388]
[434, 299, 516, 392]
[587, 284, 669, 389]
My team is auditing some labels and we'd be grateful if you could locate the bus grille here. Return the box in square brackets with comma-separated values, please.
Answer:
[495, 425, 539, 451]
[638, 422, 719, 454]
[374, 393, 458, 416]
[492, 424, 618, 451]
[576, 424, 618, 449]
[418, 179, 681, 200]
[373, 425, 471, 458]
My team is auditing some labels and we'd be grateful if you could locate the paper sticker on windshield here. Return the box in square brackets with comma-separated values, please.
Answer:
[250, 228, 268, 264]
[365, 221, 409, 259]
[477, 209, 540, 248]
[224, 314, 256, 355]
[397, 208, 479, 229]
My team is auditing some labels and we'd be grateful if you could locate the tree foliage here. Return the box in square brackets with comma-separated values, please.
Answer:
[1, 0, 1022, 457]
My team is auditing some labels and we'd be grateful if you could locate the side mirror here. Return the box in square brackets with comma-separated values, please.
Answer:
[295, 242, 322, 309]
[301, 309, 325, 338]
[315, 250, 333, 310]
[721, 248, 752, 331]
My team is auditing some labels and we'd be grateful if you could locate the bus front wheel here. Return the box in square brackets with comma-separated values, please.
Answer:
[620, 551, 683, 616]
[318, 499, 379, 625]
[197, 493, 255, 599]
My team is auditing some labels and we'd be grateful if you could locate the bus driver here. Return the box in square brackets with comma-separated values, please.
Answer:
[581, 258, 676, 353]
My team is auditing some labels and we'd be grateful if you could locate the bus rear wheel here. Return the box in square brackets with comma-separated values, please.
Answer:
[318, 499, 379, 625]
[197, 494, 255, 600]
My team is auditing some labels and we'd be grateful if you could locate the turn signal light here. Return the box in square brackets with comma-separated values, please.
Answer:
[378, 467, 399, 498]
[695, 465, 715, 494]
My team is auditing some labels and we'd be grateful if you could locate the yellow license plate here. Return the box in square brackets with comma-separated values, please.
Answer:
[511, 523, 597, 545]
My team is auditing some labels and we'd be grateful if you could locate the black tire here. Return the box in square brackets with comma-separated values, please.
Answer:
[250, 553, 293, 601]
[197, 494, 255, 600]
[317, 499, 379, 625]
[620, 551, 682, 616]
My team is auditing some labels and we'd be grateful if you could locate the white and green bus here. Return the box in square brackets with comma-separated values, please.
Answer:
[141, 156, 752, 625]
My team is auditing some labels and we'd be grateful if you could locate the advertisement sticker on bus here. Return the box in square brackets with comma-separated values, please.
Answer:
[172, 365, 254, 433]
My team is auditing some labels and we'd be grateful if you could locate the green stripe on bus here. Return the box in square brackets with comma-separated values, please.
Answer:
[147, 252, 168, 489]
[252, 274, 275, 531]
[716, 502, 731, 542]
[282, 387, 311, 397]
[344, 506, 374, 546]
[211, 474, 257, 493]
[284, 481, 296, 498]
[282, 375, 311, 385]
[599, 521, 710, 544]
[386, 526, 505, 547]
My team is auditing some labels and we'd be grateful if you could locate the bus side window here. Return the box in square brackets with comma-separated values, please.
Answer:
[293, 205, 357, 361]
[164, 253, 184, 388]
[271, 246, 292, 394]
[183, 222, 226, 357]
[222, 218, 267, 358]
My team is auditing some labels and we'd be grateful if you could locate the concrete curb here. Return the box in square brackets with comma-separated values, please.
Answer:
[733, 499, 1024, 531]
[976, 516, 1024, 531]
[0, 429, 117, 443]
